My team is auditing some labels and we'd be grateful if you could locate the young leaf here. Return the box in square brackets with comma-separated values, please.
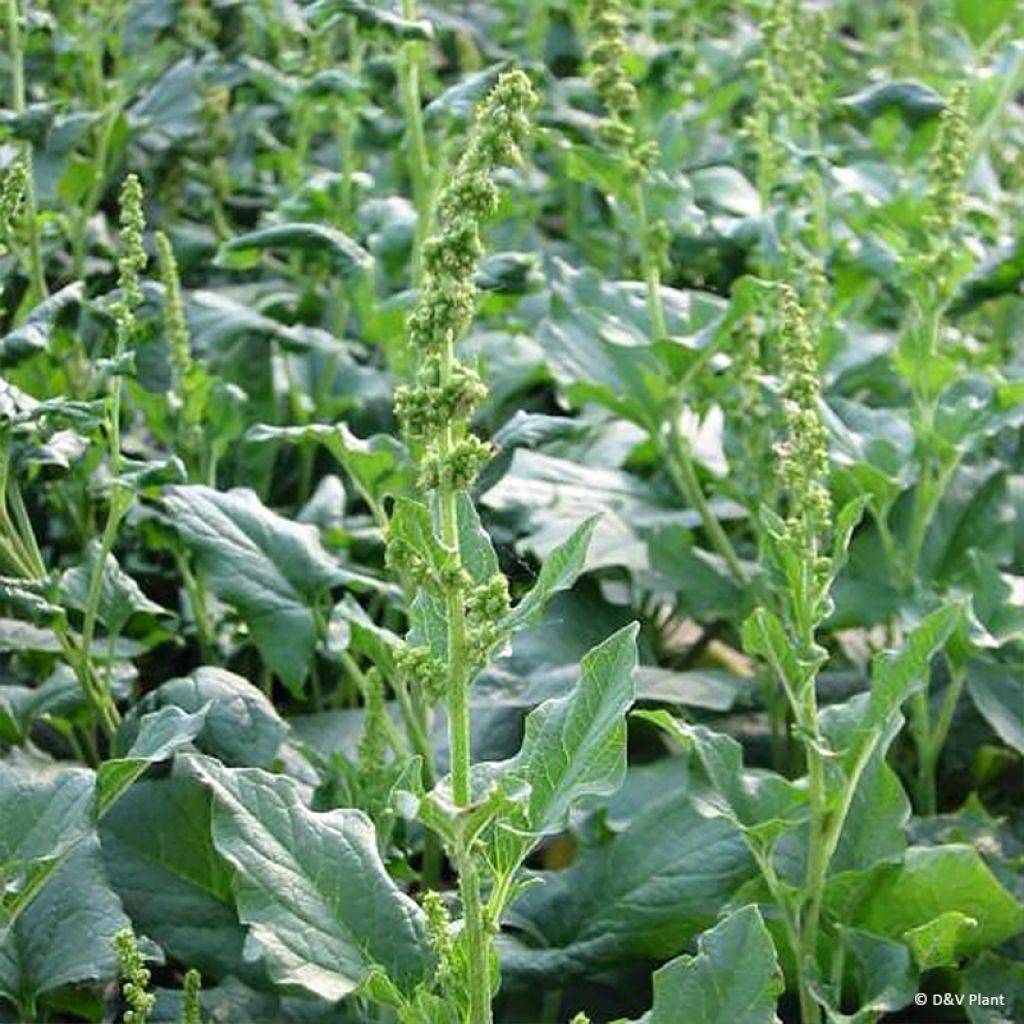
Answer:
[97, 705, 209, 816]
[510, 622, 639, 836]
[500, 515, 599, 633]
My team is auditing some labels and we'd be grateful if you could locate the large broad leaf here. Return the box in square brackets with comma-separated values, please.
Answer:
[215, 224, 372, 278]
[967, 659, 1024, 755]
[837, 81, 946, 126]
[482, 449, 723, 574]
[0, 756, 96, 935]
[245, 422, 412, 506]
[185, 756, 431, 1001]
[306, 0, 433, 40]
[163, 486, 344, 693]
[0, 840, 129, 1013]
[129, 666, 289, 768]
[827, 845, 1024, 958]
[0, 283, 84, 367]
[633, 906, 783, 1024]
[100, 777, 257, 982]
[502, 785, 756, 984]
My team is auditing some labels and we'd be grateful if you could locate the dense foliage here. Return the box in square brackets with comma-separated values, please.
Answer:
[2, 1, 1024, 1022]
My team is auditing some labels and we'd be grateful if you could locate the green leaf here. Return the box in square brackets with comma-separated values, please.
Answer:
[100, 777, 256, 982]
[501, 516, 598, 634]
[832, 928, 918, 1024]
[638, 713, 806, 846]
[162, 485, 345, 693]
[185, 755, 431, 1001]
[0, 283, 84, 367]
[215, 224, 373, 277]
[509, 623, 638, 836]
[637, 906, 783, 1024]
[60, 541, 169, 635]
[903, 910, 979, 970]
[129, 666, 289, 768]
[865, 604, 963, 733]
[837, 81, 946, 126]
[0, 841, 130, 1010]
[964, 953, 1024, 1023]
[306, 0, 434, 40]
[0, 757, 96, 936]
[829, 846, 1024, 958]
[245, 422, 412, 506]
[967, 660, 1024, 755]
[954, 0, 1016, 45]
[98, 705, 209, 815]
[503, 786, 756, 985]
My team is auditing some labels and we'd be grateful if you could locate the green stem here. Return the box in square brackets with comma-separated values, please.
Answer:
[5, 0, 47, 303]
[630, 179, 667, 340]
[662, 418, 746, 586]
[398, 0, 431, 283]
[456, 850, 493, 1024]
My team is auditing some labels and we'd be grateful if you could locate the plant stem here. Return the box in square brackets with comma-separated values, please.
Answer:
[662, 417, 747, 586]
[398, 0, 431, 283]
[437, 315, 490, 1023]
[456, 850, 493, 1024]
[630, 179, 667, 340]
[5, 0, 47, 303]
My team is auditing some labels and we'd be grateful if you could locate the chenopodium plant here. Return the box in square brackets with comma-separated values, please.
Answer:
[644, 288, 968, 1024]
[178, 69, 637, 1024]
[387, 69, 640, 1023]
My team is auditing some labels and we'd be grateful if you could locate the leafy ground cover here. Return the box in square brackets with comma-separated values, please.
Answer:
[1, 1, 1024, 1022]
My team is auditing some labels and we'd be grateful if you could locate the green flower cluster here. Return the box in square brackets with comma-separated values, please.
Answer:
[924, 83, 969, 283]
[748, 0, 828, 198]
[358, 666, 389, 770]
[117, 174, 146, 318]
[775, 285, 831, 545]
[181, 968, 202, 1024]
[396, 69, 537, 495]
[586, 0, 639, 152]
[155, 230, 192, 386]
[0, 159, 27, 243]
[113, 928, 156, 1024]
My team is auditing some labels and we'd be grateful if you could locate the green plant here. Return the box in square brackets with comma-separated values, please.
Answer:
[1, 4, 1023, 1024]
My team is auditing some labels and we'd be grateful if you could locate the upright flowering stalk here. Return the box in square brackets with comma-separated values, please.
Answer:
[586, 0, 666, 339]
[586, 0, 747, 587]
[900, 84, 971, 813]
[3, 0, 47, 302]
[78, 175, 147, 733]
[113, 928, 156, 1024]
[744, 285, 845, 1024]
[392, 69, 537, 1024]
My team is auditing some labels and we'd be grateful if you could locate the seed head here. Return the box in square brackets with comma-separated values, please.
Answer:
[587, 0, 639, 153]
[114, 928, 156, 1024]
[181, 968, 202, 1024]
[924, 83, 970, 279]
[775, 286, 831, 542]
[117, 174, 147, 315]
[155, 231, 192, 385]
